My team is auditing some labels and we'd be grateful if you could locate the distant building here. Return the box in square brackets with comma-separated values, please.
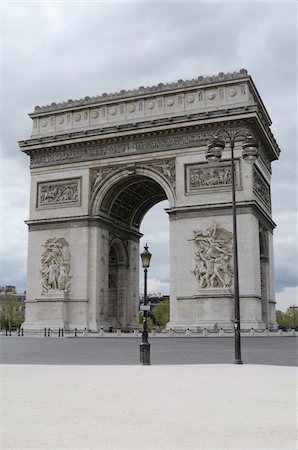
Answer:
[0, 285, 26, 302]
[139, 293, 169, 309]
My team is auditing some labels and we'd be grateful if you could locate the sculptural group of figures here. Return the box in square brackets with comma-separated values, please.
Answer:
[189, 167, 232, 189]
[40, 183, 78, 205]
[40, 237, 71, 294]
[192, 223, 233, 289]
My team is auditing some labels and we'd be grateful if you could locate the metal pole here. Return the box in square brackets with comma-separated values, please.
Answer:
[140, 268, 151, 365]
[144, 268, 147, 307]
[230, 141, 243, 365]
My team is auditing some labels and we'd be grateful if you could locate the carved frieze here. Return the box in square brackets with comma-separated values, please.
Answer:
[186, 161, 240, 193]
[37, 178, 80, 208]
[253, 168, 271, 211]
[40, 237, 71, 295]
[30, 127, 252, 168]
[191, 223, 233, 289]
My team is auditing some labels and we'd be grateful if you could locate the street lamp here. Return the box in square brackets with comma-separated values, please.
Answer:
[206, 129, 258, 364]
[140, 243, 152, 365]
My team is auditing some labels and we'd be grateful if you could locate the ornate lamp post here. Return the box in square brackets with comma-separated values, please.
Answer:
[206, 130, 258, 364]
[140, 243, 152, 365]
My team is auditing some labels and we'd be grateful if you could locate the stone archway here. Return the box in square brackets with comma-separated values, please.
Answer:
[88, 167, 173, 331]
[20, 70, 280, 331]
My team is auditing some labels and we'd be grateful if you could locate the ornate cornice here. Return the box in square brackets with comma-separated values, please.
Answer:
[27, 124, 254, 168]
[26, 215, 142, 240]
[166, 201, 276, 230]
[32, 70, 249, 114]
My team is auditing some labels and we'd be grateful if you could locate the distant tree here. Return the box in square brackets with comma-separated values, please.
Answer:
[276, 308, 298, 329]
[286, 306, 298, 328]
[13, 315, 25, 329]
[139, 312, 154, 331]
[153, 300, 170, 329]
[0, 294, 24, 329]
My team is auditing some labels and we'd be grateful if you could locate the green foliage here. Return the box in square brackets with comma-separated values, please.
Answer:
[276, 311, 291, 328]
[139, 312, 154, 331]
[13, 315, 25, 329]
[276, 307, 298, 329]
[0, 295, 24, 329]
[286, 306, 298, 327]
[153, 300, 170, 329]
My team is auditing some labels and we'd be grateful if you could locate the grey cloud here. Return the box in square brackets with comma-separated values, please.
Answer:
[274, 240, 298, 292]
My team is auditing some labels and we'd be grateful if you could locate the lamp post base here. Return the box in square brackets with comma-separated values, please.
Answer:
[234, 359, 243, 365]
[140, 342, 151, 365]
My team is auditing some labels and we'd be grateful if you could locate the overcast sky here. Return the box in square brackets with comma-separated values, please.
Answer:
[1, 1, 297, 311]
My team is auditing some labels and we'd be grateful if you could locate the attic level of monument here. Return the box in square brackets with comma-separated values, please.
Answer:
[20, 70, 277, 141]
[30, 69, 271, 124]
[20, 70, 280, 332]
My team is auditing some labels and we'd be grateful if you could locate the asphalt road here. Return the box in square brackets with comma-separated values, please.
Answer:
[0, 336, 297, 366]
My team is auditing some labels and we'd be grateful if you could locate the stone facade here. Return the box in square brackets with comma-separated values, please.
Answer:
[20, 70, 280, 331]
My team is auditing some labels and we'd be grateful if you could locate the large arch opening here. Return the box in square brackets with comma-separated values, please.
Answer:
[93, 170, 173, 330]
[139, 200, 170, 297]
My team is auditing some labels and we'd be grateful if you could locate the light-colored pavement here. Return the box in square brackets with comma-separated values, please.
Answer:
[1, 364, 297, 450]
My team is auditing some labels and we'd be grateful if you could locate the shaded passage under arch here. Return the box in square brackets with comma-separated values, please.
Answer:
[100, 175, 167, 229]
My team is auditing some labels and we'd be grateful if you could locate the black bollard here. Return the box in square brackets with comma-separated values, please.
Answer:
[18, 328, 21, 336]
[48, 328, 50, 337]
[21, 328, 24, 336]
[74, 328, 77, 337]
[44, 327, 47, 337]
[58, 328, 61, 337]
[61, 328, 64, 337]
[5, 328, 8, 336]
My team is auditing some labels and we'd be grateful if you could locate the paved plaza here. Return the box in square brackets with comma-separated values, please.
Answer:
[1, 363, 297, 450]
[1, 336, 297, 449]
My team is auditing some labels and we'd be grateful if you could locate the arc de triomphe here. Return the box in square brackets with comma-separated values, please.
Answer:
[19, 70, 280, 331]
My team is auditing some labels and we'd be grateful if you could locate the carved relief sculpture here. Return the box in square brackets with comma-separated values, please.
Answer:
[253, 168, 271, 210]
[152, 159, 176, 189]
[187, 162, 239, 193]
[38, 179, 80, 208]
[41, 237, 71, 294]
[191, 223, 233, 289]
[91, 167, 115, 192]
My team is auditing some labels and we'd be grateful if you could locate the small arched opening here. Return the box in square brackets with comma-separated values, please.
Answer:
[259, 227, 269, 327]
